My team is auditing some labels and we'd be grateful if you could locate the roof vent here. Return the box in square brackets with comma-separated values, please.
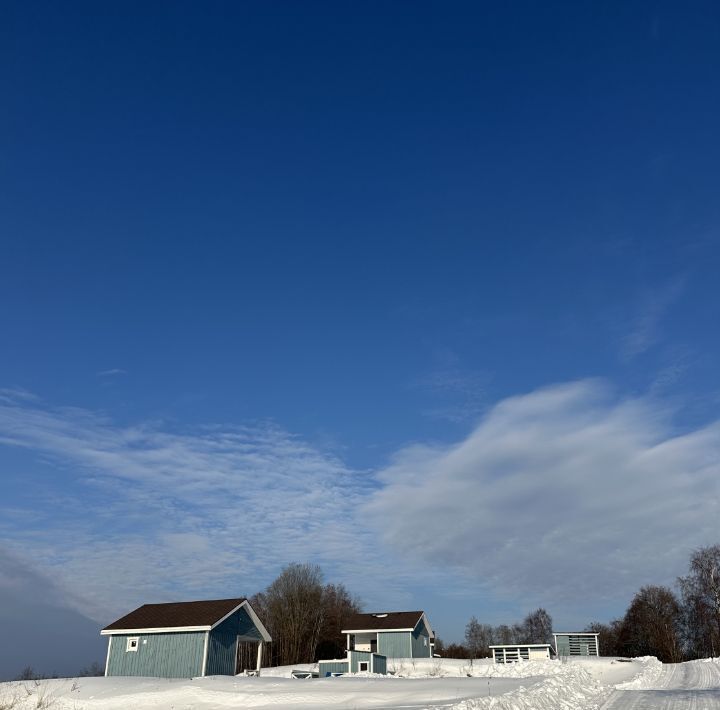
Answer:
[372, 613, 388, 618]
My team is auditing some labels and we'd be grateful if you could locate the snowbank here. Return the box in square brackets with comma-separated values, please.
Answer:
[451, 662, 608, 710]
[613, 656, 663, 689]
[0, 655, 669, 710]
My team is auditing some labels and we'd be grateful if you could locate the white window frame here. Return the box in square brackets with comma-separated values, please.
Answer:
[358, 661, 369, 672]
[126, 636, 140, 652]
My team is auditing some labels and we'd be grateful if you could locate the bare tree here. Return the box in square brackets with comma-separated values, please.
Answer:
[253, 563, 325, 665]
[444, 642, 471, 658]
[494, 624, 514, 645]
[15, 666, 36, 681]
[678, 544, 720, 659]
[315, 583, 362, 661]
[585, 620, 623, 657]
[522, 608, 553, 644]
[251, 563, 364, 666]
[464, 616, 493, 658]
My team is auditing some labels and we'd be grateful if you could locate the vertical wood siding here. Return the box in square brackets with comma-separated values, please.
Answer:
[349, 649, 372, 672]
[207, 606, 263, 675]
[318, 660, 348, 676]
[377, 631, 412, 658]
[237, 605, 264, 640]
[106, 631, 205, 678]
[411, 618, 431, 658]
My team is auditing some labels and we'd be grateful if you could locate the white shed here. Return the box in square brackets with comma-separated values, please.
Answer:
[489, 643, 553, 663]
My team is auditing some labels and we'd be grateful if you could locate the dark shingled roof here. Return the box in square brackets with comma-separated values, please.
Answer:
[103, 598, 246, 632]
[342, 611, 425, 632]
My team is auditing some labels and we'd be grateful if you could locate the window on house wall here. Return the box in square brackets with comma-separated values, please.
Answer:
[126, 637, 139, 652]
[358, 661, 369, 672]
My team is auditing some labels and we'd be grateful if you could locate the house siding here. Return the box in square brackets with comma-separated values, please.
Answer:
[319, 661, 348, 676]
[377, 631, 412, 659]
[106, 631, 205, 678]
[373, 654, 387, 674]
[206, 608, 253, 676]
[411, 618, 431, 658]
[236, 605, 264, 641]
[349, 650, 372, 672]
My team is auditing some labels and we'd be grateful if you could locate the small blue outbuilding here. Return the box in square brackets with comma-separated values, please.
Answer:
[318, 650, 388, 676]
[101, 597, 271, 678]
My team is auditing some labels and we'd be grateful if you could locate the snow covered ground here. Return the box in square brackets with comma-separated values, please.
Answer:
[0, 656, 699, 710]
[601, 657, 720, 709]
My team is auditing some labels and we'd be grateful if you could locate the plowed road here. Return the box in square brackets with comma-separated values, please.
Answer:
[602, 661, 720, 709]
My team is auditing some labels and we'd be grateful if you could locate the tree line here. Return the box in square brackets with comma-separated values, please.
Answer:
[587, 545, 720, 662]
[443, 544, 720, 663]
[433, 607, 554, 659]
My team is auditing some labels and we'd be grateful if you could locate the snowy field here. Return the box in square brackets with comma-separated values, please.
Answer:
[0, 656, 715, 710]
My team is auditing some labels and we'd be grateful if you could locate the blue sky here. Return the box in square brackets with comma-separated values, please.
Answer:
[1, 1, 720, 674]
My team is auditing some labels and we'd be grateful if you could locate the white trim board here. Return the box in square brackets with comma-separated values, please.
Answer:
[239, 600, 272, 643]
[201, 631, 210, 677]
[101, 625, 212, 635]
[104, 636, 112, 677]
[489, 644, 553, 649]
[343, 627, 414, 633]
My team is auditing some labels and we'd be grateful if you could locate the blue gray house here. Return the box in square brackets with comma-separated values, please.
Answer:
[101, 597, 271, 678]
[342, 611, 435, 659]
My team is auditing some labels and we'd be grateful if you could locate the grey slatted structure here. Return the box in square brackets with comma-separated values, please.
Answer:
[554, 632, 600, 657]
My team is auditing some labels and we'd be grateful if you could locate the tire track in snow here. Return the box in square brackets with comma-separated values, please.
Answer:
[601, 660, 720, 710]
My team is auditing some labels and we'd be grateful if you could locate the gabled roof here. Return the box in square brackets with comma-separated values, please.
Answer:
[342, 611, 433, 637]
[101, 597, 271, 641]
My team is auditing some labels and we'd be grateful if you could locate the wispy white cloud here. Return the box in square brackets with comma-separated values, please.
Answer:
[2, 381, 719, 631]
[621, 276, 685, 360]
[96, 368, 127, 377]
[0, 394, 415, 621]
[364, 379, 720, 613]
